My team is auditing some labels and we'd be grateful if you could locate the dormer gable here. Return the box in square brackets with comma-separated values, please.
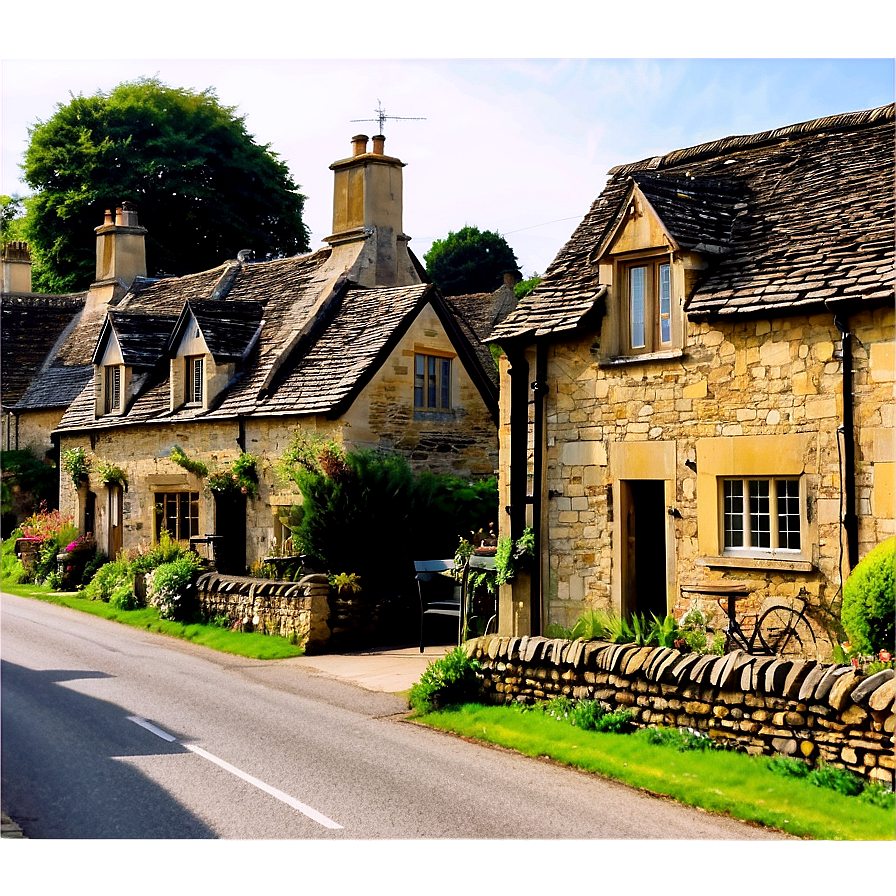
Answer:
[92, 311, 178, 418]
[93, 324, 128, 417]
[593, 181, 694, 363]
[166, 300, 263, 411]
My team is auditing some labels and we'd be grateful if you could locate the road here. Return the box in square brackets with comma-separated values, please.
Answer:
[1, 592, 787, 840]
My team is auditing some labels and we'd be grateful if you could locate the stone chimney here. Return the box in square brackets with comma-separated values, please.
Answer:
[1, 241, 32, 293]
[94, 201, 147, 286]
[324, 134, 419, 287]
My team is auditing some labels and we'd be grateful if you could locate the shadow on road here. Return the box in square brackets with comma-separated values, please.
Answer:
[1, 659, 216, 838]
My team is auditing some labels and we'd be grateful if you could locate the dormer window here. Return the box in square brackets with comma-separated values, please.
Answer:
[186, 356, 204, 405]
[626, 259, 672, 353]
[104, 365, 122, 414]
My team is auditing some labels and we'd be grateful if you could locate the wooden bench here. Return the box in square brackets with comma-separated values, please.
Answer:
[415, 559, 462, 653]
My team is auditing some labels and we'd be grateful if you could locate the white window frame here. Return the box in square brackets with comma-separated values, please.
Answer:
[720, 476, 803, 558]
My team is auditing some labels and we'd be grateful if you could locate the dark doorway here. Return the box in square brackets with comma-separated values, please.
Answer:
[620, 479, 667, 621]
[84, 490, 97, 539]
[214, 494, 246, 575]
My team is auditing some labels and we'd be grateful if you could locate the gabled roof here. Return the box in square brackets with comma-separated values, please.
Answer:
[168, 300, 264, 362]
[1, 292, 85, 408]
[492, 103, 895, 340]
[93, 311, 179, 367]
[54, 244, 498, 432]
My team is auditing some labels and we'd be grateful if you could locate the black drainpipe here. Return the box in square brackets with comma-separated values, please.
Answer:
[505, 343, 529, 542]
[834, 313, 858, 570]
[530, 340, 548, 635]
[237, 416, 246, 452]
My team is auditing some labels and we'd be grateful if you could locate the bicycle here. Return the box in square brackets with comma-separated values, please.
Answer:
[720, 587, 817, 659]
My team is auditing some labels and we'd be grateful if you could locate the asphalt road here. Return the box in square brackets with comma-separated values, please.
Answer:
[1, 592, 787, 840]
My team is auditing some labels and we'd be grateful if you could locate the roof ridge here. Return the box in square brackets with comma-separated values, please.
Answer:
[609, 103, 895, 176]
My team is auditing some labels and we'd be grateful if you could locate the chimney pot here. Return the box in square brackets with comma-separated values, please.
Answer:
[104, 209, 114, 225]
[351, 134, 369, 156]
[372, 135, 385, 155]
[115, 205, 124, 226]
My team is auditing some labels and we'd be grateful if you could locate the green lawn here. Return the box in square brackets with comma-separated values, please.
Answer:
[415, 703, 896, 841]
[2, 580, 305, 660]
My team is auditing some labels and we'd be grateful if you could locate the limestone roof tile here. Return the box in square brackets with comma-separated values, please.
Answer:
[491, 104, 894, 340]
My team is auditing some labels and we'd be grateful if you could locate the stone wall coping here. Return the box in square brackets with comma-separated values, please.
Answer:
[467, 635, 896, 716]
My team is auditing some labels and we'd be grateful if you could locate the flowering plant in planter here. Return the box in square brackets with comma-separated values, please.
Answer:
[98, 461, 128, 489]
[61, 447, 91, 486]
[207, 452, 259, 498]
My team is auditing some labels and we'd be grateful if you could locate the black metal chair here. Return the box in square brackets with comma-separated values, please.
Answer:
[415, 559, 462, 653]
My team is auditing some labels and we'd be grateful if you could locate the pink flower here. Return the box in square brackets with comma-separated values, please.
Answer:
[879, 650, 892, 663]
[850, 656, 860, 669]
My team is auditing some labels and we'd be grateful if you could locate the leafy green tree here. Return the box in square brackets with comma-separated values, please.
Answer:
[424, 225, 518, 296]
[21, 77, 310, 292]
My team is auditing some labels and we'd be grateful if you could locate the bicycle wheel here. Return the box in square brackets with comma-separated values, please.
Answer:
[756, 605, 817, 659]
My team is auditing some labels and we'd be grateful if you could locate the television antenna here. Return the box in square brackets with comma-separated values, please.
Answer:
[351, 99, 425, 136]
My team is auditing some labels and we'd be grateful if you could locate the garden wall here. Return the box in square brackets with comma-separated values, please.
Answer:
[194, 572, 413, 653]
[467, 635, 895, 786]
[195, 572, 331, 652]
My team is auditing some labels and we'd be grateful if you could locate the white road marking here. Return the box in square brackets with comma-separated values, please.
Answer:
[127, 716, 343, 830]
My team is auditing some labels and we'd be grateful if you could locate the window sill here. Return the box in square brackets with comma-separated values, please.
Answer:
[599, 348, 685, 368]
[413, 408, 456, 422]
[697, 555, 815, 573]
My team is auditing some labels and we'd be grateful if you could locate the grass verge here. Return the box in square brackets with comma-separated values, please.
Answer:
[415, 703, 896, 841]
[2, 580, 304, 660]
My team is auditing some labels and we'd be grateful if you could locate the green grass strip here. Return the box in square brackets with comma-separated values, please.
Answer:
[417, 704, 896, 841]
[2, 581, 304, 660]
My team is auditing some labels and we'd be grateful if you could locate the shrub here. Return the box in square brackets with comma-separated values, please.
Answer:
[808, 762, 865, 797]
[408, 646, 482, 714]
[146, 554, 202, 621]
[279, 432, 498, 596]
[841, 537, 895, 654]
[83, 557, 133, 602]
[1, 535, 25, 584]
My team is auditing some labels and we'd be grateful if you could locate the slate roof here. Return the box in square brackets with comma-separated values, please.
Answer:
[491, 104, 895, 340]
[178, 300, 265, 362]
[1, 293, 85, 407]
[98, 311, 180, 367]
[54, 244, 497, 433]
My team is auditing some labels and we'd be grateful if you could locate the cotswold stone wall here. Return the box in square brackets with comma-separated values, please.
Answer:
[195, 572, 331, 653]
[467, 635, 896, 786]
[501, 304, 894, 638]
[194, 571, 412, 653]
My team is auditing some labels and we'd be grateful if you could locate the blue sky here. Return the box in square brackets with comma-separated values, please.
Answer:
[1, 16, 894, 280]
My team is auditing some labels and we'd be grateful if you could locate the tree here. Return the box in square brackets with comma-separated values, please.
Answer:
[21, 77, 310, 292]
[423, 225, 518, 296]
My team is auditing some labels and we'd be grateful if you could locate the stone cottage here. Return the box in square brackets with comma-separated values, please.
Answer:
[9, 134, 501, 571]
[488, 104, 895, 654]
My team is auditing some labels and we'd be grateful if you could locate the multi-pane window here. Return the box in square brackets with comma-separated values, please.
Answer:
[414, 354, 452, 409]
[104, 365, 122, 414]
[627, 260, 672, 353]
[723, 478, 801, 553]
[186, 356, 204, 404]
[155, 491, 199, 542]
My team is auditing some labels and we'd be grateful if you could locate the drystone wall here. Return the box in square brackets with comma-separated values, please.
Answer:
[194, 571, 412, 653]
[195, 572, 331, 653]
[467, 635, 896, 786]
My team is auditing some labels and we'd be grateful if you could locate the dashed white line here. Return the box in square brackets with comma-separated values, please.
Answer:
[127, 716, 343, 830]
